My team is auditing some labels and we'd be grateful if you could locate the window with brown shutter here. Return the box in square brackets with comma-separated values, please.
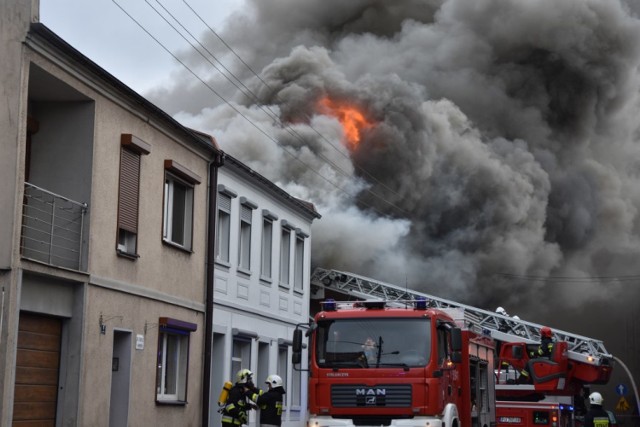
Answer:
[117, 134, 150, 257]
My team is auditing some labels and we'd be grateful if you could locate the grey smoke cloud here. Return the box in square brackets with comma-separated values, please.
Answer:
[162, 0, 640, 356]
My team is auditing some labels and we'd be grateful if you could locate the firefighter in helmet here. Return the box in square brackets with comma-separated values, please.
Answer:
[533, 326, 554, 358]
[584, 392, 610, 427]
[254, 374, 286, 427]
[221, 369, 259, 427]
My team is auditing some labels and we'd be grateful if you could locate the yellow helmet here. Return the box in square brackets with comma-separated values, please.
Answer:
[236, 368, 253, 384]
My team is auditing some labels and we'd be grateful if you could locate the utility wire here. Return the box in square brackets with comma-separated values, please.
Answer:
[496, 273, 640, 283]
[111, 0, 397, 218]
[180, 0, 409, 212]
[147, 0, 395, 214]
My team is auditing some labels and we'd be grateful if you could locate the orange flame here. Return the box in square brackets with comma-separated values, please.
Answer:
[318, 97, 372, 149]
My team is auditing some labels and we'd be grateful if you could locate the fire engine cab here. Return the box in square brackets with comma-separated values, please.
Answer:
[293, 299, 495, 427]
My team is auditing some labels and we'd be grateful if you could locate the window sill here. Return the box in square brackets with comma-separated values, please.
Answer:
[237, 267, 252, 277]
[215, 259, 231, 269]
[162, 239, 193, 254]
[116, 249, 139, 260]
[279, 283, 290, 291]
[293, 288, 304, 296]
[259, 276, 272, 286]
[155, 399, 187, 406]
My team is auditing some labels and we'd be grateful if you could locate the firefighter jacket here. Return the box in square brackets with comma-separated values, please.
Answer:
[530, 337, 553, 358]
[221, 384, 254, 426]
[256, 386, 286, 426]
[584, 405, 610, 427]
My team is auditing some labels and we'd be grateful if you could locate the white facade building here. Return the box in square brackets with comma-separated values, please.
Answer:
[211, 154, 320, 427]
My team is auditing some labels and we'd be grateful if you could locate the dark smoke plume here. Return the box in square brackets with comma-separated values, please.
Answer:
[152, 0, 640, 379]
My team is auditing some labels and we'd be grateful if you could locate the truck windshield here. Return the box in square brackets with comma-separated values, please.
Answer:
[315, 318, 431, 368]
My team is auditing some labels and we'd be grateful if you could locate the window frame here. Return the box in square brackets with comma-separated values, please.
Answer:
[238, 197, 257, 274]
[116, 134, 150, 258]
[155, 317, 197, 405]
[162, 160, 200, 252]
[280, 221, 293, 288]
[293, 229, 307, 293]
[260, 210, 278, 282]
[216, 185, 237, 265]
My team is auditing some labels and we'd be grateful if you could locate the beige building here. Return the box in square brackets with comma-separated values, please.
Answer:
[0, 1, 222, 425]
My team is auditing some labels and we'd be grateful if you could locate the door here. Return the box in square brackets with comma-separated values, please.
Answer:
[13, 311, 62, 425]
[109, 330, 132, 427]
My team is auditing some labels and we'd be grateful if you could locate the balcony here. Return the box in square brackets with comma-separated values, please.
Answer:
[21, 183, 88, 272]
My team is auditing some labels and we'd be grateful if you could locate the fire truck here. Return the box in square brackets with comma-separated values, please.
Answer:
[496, 398, 575, 427]
[293, 299, 496, 427]
[294, 268, 616, 427]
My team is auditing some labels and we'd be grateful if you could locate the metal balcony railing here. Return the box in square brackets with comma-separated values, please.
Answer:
[21, 183, 88, 271]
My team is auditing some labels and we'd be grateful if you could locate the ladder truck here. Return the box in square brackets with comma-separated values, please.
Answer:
[293, 298, 497, 427]
[296, 268, 615, 427]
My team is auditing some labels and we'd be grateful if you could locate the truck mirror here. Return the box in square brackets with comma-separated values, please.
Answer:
[293, 329, 302, 353]
[451, 351, 462, 363]
[451, 327, 462, 352]
[512, 345, 523, 359]
[292, 351, 301, 365]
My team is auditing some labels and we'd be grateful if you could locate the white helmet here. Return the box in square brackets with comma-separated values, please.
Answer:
[496, 307, 507, 316]
[512, 315, 520, 320]
[589, 392, 603, 406]
[265, 374, 283, 388]
[236, 368, 253, 384]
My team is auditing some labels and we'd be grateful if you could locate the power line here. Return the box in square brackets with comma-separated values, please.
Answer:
[177, 0, 411, 214]
[146, 0, 398, 215]
[496, 273, 640, 283]
[111, 0, 399, 218]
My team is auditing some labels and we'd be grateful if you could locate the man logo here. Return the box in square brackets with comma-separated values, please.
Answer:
[366, 396, 376, 405]
[355, 388, 386, 396]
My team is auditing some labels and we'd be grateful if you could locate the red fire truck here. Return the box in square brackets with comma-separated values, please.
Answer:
[292, 299, 496, 427]
[496, 398, 575, 427]
[297, 268, 616, 427]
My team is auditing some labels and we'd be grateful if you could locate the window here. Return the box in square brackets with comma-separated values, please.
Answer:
[278, 345, 289, 405]
[162, 160, 200, 251]
[156, 317, 197, 404]
[280, 223, 292, 287]
[232, 337, 253, 379]
[117, 134, 150, 256]
[293, 231, 306, 292]
[239, 198, 257, 272]
[261, 210, 278, 280]
[292, 364, 301, 406]
[216, 185, 237, 264]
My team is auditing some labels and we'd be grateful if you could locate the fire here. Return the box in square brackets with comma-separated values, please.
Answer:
[318, 97, 372, 149]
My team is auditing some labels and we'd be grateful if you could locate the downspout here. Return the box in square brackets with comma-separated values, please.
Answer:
[203, 151, 224, 427]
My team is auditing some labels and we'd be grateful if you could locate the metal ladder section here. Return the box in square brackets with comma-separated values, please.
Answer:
[311, 267, 613, 366]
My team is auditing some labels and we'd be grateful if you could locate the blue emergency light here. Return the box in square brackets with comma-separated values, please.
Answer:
[323, 298, 336, 311]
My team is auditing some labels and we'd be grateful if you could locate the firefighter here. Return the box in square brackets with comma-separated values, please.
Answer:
[532, 326, 554, 358]
[362, 337, 377, 364]
[584, 392, 610, 427]
[221, 368, 258, 427]
[254, 374, 286, 427]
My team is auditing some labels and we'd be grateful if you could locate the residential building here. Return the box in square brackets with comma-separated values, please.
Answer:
[211, 155, 320, 427]
[0, 1, 222, 425]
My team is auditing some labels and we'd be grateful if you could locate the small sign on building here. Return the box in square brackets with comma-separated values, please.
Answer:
[136, 334, 144, 350]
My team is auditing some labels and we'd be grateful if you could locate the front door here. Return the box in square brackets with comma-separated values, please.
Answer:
[13, 311, 62, 425]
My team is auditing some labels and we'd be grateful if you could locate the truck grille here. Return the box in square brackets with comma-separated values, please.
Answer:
[331, 384, 412, 407]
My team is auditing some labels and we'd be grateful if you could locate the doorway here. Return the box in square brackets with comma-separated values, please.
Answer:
[109, 330, 132, 427]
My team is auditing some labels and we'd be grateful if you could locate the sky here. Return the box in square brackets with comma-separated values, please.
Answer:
[40, 0, 640, 404]
[40, 0, 244, 93]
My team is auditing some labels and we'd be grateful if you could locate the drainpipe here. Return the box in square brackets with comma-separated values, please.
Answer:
[203, 151, 224, 427]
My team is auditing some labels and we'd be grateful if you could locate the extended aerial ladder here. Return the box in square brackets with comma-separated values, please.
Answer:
[311, 267, 614, 396]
